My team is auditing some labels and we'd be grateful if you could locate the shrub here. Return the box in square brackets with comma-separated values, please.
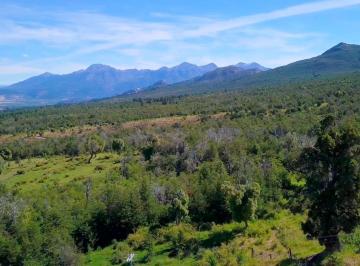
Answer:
[199, 222, 214, 231]
[245, 220, 270, 238]
[198, 250, 217, 266]
[127, 227, 150, 250]
[16, 170, 25, 175]
[321, 253, 343, 266]
[161, 223, 199, 257]
[339, 227, 360, 252]
[111, 242, 133, 265]
[198, 243, 247, 266]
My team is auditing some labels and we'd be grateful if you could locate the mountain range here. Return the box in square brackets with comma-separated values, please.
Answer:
[0, 62, 267, 107]
[1, 42, 360, 108]
[122, 42, 360, 99]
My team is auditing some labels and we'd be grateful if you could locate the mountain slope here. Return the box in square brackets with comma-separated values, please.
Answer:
[0, 62, 218, 104]
[122, 63, 269, 98]
[125, 42, 360, 98]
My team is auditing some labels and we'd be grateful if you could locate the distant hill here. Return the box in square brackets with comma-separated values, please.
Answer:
[120, 63, 269, 98]
[123, 42, 360, 98]
[4, 42, 359, 107]
[0, 62, 218, 105]
[235, 62, 270, 71]
[0, 61, 270, 107]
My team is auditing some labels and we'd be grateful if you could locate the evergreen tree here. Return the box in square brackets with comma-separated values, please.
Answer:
[171, 190, 189, 224]
[299, 116, 360, 251]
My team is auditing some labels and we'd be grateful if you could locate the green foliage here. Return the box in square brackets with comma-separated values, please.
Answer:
[198, 245, 247, 266]
[85, 134, 106, 163]
[0, 158, 5, 174]
[0, 193, 81, 265]
[339, 227, 360, 252]
[222, 181, 260, 226]
[170, 189, 189, 224]
[0, 148, 12, 161]
[111, 242, 132, 265]
[300, 116, 360, 251]
[162, 223, 199, 257]
[0, 73, 360, 264]
[127, 227, 151, 250]
[190, 160, 231, 223]
[112, 138, 125, 153]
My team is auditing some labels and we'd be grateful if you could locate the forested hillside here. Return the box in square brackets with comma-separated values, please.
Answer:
[0, 73, 360, 265]
[122, 43, 360, 99]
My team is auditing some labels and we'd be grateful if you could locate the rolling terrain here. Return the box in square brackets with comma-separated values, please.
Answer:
[121, 42, 360, 99]
[0, 62, 267, 108]
[1, 72, 360, 265]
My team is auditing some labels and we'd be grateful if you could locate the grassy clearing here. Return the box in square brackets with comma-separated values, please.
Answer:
[0, 152, 119, 194]
[2, 154, 358, 266]
[85, 211, 323, 266]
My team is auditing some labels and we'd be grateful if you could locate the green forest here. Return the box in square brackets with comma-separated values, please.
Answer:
[1, 73, 360, 265]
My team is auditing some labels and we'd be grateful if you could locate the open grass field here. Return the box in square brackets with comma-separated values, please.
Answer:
[0, 152, 119, 194]
[84, 211, 325, 266]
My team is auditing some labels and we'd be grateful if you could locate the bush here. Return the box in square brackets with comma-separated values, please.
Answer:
[321, 253, 343, 266]
[339, 227, 360, 252]
[16, 170, 25, 175]
[245, 220, 270, 238]
[127, 227, 150, 250]
[111, 242, 133, 265]
[199, 222, 214, 231]
[198, 243, 247, 266]
[198, 250, 217, 266]
[161, 223, 199, 257]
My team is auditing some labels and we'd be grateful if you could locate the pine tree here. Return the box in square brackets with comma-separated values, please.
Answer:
[299, 116, 360, 251]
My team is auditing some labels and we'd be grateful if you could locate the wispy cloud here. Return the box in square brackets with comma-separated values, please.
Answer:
[0, 0, 359, 83]
[185, 0, 360, 36]
[1, 0, 358, 51]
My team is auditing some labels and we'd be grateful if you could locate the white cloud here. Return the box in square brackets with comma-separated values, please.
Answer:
[1, 0, 358, 48]
[184, 0, 360, 37]
[0, 0, 359, 81]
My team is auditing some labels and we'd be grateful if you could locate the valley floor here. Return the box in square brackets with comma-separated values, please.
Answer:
[1, 154, 359, 266]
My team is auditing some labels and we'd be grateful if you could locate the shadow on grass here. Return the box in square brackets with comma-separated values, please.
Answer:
[200, 226, 245, 248]
[155, 247, 172, 256]
[278, 258, 304, 266]
[278, 251, 328, 266]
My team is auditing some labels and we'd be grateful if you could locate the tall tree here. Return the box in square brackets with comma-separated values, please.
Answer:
[299, 116, 360, 251]
[171, 189, 189, 224]
[85, 134, 105, 163]
[221, 181, 260, 227]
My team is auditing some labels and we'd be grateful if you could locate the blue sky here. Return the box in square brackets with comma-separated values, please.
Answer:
[1, 0, 360, 84]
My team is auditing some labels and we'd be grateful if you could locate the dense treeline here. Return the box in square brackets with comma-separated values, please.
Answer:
[0, 74, 360, 265]
[0, 73, 359, 136]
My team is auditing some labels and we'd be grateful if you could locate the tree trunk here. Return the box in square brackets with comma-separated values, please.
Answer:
[88, 153, 94, 164]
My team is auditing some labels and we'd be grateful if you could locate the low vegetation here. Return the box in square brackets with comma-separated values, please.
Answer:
[1, 74, 360, 265]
